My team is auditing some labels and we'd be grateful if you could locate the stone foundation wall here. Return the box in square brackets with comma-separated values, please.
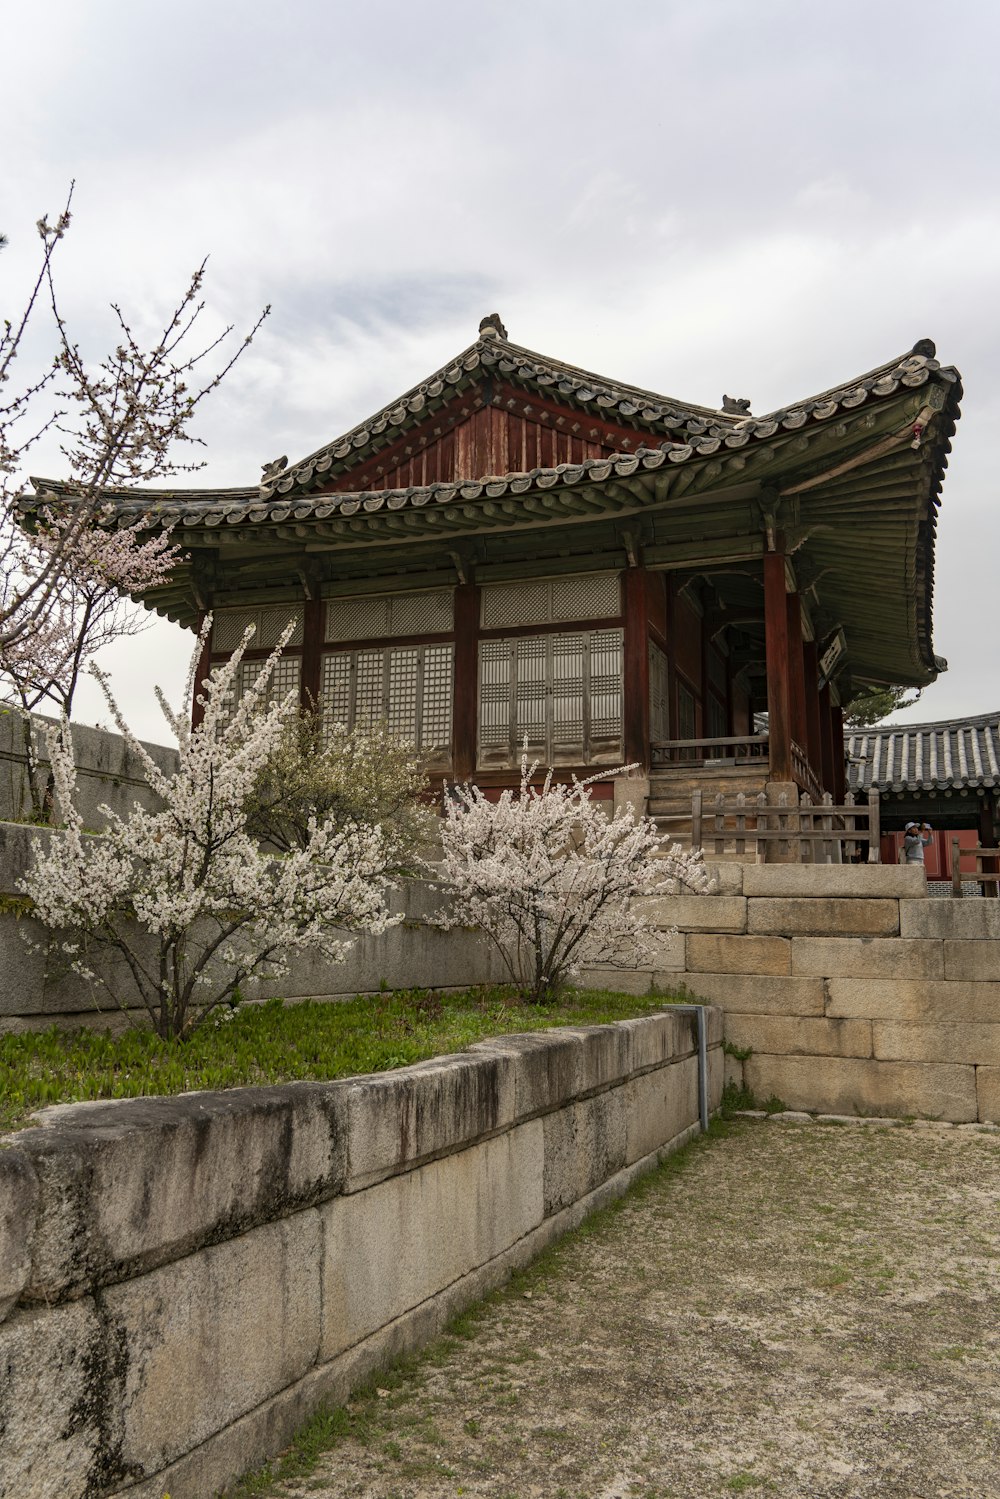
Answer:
[0, 712, 177, 828]
[587, 865, 1000, 1124]
[0, 822, 505, 1032]
[0, 1010, 722, 1499]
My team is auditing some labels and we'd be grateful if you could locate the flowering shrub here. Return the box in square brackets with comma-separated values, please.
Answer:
[20, 623, 401, 1038]
[245, 705, 432, 866]
[430, 755, 714, 1004]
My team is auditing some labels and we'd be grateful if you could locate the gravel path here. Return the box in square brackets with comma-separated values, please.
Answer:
[268, 1119, 1000, 1499]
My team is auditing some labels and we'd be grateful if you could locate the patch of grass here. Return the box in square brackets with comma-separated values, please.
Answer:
[720, 1080, 787, 1118]
[724, 1474, 774, 1492]
[0, 984, 689, 1133]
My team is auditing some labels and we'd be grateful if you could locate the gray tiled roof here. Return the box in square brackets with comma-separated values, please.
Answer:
[30, 343, 958, 533]
[847, 713, 1000, 793]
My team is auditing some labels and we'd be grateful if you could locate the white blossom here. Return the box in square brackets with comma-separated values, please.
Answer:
[20, 622, 401, 1038]
[430, 753, 714, 1003]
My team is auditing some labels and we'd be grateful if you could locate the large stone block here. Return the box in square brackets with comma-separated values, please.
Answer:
[827, 978, 1000, 1023]
[623, 1056, 699, 1163]
[872, 1021, 1000, 1066]
[977, 1066, 1000, 1124]
[0, 1298, 105, 1499]
[742, 864, 926, 899]
[643, 894, 747, 933]
[724, 1014, 873, 1059]
[747, 898, 899, 937]
[542, 1088, 627, 1216]
[106, 1212, 322, 1477]
[340, 1049, 517, 1190]
[790, 937, 943, 979]
[17, 1084, 346, 1302]
[686, 933, 791, 975]
[0, 1147, 38, 1322]
[680, 973, 825, 1016]
[744, 1053, 978, 1123]
[321, 1122, 544, 1358]
[703, 862, 744, 895]
[900, 900, 1000, 940]
[943, 940, 1000, 982]
[613, 1011, 698, 1072]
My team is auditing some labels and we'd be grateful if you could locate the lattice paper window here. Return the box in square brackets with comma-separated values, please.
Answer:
[325, 589, 453, 642]
[649, 642, 669, 744]
[212, 604, 304, 653]
[477, 628, 623, 769]
[589, 630, 623, 747]
[221, 655, 301, 721]
[319, 644, 453, 758]
[480, 572, 620, 630]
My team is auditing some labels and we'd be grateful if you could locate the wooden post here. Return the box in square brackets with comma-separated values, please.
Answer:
[979, 790, 998, 899]
[301, 599, 323, 711]
[785, 592, 808, 768]
[832, 704, 846, 805]
[803, 640, 823, 785]
[191, 612, 212, 730]
[623, 568, 651, 771]
[763, 550, 792, 783]
[818, 683, 836, 797]
[951, 836, 964, 897]
[452, 583, 480, 782]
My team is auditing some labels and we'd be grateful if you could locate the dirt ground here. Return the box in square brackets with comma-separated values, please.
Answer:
[270, 1118, 1000, 1499]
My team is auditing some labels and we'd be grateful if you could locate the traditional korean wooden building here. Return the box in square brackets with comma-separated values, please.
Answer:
[32, 316, 962, 824]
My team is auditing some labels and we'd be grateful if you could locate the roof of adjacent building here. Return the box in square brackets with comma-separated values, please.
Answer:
[848, 712, 1000, 793]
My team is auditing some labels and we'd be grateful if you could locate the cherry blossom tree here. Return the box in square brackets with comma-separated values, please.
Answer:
[21, 623, 402, 1039]
[430, 756, 715, 1004]
[0, 188, 267, 771]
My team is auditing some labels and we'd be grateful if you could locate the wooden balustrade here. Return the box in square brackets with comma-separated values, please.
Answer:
[691, 788, 880, 863]
[950, 839, 1000, 898]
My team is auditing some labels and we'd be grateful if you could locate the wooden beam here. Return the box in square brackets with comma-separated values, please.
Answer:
[453, 583, 479, 781]
[623, 569, 651, 770]
[786, 591, 809, 764]
[763, 549, 793, 783]
[803, 639, 823, 784]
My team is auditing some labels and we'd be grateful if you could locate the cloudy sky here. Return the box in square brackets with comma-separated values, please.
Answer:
[4, 0, 998, 742]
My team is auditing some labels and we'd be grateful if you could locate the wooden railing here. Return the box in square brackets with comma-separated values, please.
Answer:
[650, 733, 823, 800]
[690, 788, 880, 863]
[651, 734, 769, 767]
[950, 840, 1000, 898]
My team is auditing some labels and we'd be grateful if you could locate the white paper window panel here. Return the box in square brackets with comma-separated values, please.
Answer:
[222, 655, 301, 720]
[477, 628, 622, 767]
[319, 645, 453, 755]
[325, 589, 454, 643]
[649, 641, 669, 744]
[212, 605, 304, 653]
[480, 572, 620, 629]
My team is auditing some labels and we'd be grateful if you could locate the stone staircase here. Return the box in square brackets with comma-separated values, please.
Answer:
[647, 764, 771, 858]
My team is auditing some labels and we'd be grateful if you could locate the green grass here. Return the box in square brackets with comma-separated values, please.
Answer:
[0, 985, 688, 1133]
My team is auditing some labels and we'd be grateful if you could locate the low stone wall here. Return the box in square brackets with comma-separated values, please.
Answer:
[0, 1009, 722, 1499]
[0, 822, 504, 1031]
[591, 864, 1000, 1124]
[0, 711, 177, 828]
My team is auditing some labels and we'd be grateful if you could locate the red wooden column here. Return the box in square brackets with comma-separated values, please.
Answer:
[831, 704, 846, 805]
[452, 583, 480, 782]
[191, 611, 212, 730]
[803, 640, 823, 783]
[818, 682, 836, 796]
[622, 568, 651, 771]
[763, 551, 793, 783]
[785, 592, 808, 769]
[978, 789, 999, 899]
[301, 599, 324, 711]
